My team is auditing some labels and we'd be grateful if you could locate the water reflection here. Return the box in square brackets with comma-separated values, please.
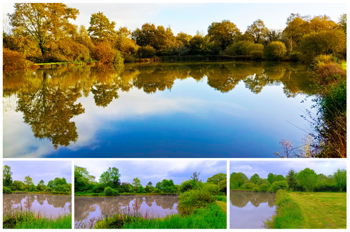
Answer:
[3, 62, 318, 158]
[75, 195, 178, 228]
[3, 194, 71, 219]
[230, 191, 276, 229]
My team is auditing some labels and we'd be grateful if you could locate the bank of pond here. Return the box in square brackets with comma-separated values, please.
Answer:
[75, 194, 226, 229]
[3, 193, 72, 229]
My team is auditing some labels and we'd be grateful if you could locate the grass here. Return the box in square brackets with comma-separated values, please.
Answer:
[94, 202, 226, 229]
[3, 211, 72, 229]
[267, 191, 346, 229]
[289, 192, 346, 228]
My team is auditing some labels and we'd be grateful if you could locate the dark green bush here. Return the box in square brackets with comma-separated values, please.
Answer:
[178, 189, 214, 215]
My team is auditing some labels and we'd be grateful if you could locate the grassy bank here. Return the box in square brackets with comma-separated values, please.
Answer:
[94, 202, 226, 229]
[6, 191, 70, 195]
[3, 212, 71, 229]
[289, 192, 346, 228]
[267, 190, 346, 229]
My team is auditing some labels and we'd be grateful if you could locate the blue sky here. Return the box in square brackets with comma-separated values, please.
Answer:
[75, 160, 226, 185]
[3, 3, 346, 35]
[3, 161, 72, 184]
[231, 160, 347, 178]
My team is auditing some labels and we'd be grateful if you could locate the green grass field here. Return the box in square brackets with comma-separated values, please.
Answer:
[289, 192, 346, 229]
[3, 212, 72, 229]
[269, 191, 346, 229]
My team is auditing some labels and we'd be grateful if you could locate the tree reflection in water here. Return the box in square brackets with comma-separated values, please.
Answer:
[75, 195, 178, 228]
[4, 62, 318, 151]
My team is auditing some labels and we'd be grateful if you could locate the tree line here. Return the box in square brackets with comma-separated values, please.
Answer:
[3, 3, 346, 71]
[3, 165, 71, 194]
[75, 166, 226, 196]
[230, 168, 346, 193]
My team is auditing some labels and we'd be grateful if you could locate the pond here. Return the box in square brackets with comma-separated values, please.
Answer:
[230, 191, 276, 228]
[75, 195, 178, 228]
[3, 194, 71, 219]
[3, 61, 318, 158]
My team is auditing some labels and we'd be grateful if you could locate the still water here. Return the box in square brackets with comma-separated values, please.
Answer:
[230, 191, 276, 228]
[3, 62, 318, 158]
[75, 195, 178, 228]
[3, 194, 71, 219]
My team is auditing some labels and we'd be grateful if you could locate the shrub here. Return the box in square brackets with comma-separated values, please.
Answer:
[264, 41, 287, 60]
[113, 50, 125, 70]
[178, 189, 214, 215]
[92, 184, 105, 193]
[259, 182, 271, 192]
[3, 48, 33, 72]
[93, 42, 117, 64]
[315, 62, 345, 84]
[3, 186, 12, 194]
[46, 39, 91, 62]
[201, 183, 219, 195]
[313, 54, 335, 66]
[179, 180, 201, 193]
[270, 180, 289, 192]
[248, 43, 264, 59]
[104, 186, 119, 196]
[138, 45, 156, 58]
[241, 182, 257, 191]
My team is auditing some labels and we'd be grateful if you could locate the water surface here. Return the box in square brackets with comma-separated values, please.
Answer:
[230, 191, 276, 228]
[3, 62, 318, 157]
[3, 194, 71, 219]
[75, 195, 178, 228]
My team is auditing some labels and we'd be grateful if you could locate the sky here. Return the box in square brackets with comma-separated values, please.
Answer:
[3, 2, 346, 35]
[231, 160, 347, 178]
[3, 161, 72, 184]
[75, 160, 226, 185]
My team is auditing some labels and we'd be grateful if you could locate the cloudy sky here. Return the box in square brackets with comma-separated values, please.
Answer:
[75, 160, 226, 185]
[231, 160, 346, 178]
[3, 2, 346, 35]
[3, 161, 72, 184]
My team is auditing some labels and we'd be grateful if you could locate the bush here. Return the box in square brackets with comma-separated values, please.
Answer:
[178, 189, 214, 215]
[259, 182, 271, 192]
[270, 180, 289, 192]
[3, 186, 12, 194]
[201, 183, 219, 195]
[248, 43, 264, 59]
[241, 182, 257, 191]
[138, 45, 156, 58]
[3, 48, 33, 72]
[93, 42, 117, 64]
[46, 39, 91, 62]
[179, 180, 201, 193]
[264, 41, 287, 60]
[92, 184, 105, 193]
[315, 62, 345, 84]
[104, 186, 119, 196]
[113, 50, 124, 70]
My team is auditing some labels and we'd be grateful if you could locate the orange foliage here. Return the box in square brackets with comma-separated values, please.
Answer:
[3, 48, 33, 72]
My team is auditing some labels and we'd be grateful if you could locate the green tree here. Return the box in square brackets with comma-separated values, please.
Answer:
[333, 169, 346, 192]
[207, 20, 241, 51]
[37, 180, 46, 191]
[3, 165, 13, 187]
[156, 179, 177, 193]
[75, 166, 95, 192]
[286, 169, 297, 191]
[12, 180, 25, 191]
[230, 172, 248, 189]
[10, 3, 79, 57]
[296, 168, 318, 192]
[99, 167, 121, 188]
[145, 181, 155, 193]
[207, 173, 226, 185]
[250, 173, 262, 185]
[24, 176, 35, 191]
[132, 177, 143, 192]
[88, 12, 116, 42]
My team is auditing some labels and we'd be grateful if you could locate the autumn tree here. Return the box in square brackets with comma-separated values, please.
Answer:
[88, 12, 116, 42]
[207, 20, 241, 51]
[9, 3, 79, 58]
[245, 19, 269, 43]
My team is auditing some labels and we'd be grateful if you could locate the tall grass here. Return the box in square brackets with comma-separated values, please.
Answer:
[3, 211, 72, 229]
[266, 190, 304, 228]
[94, 203, 226, 229]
